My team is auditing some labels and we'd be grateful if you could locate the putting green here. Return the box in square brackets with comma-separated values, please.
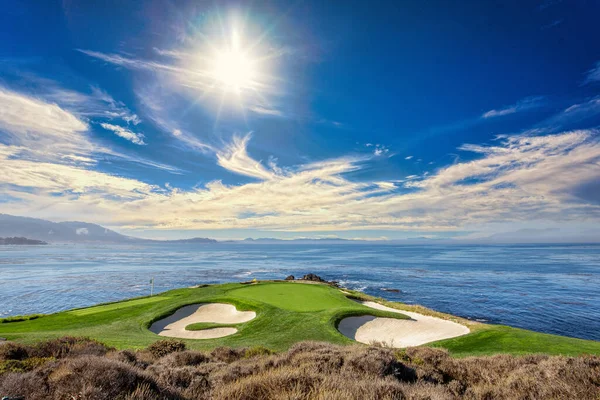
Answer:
[228, 283, 349, 311]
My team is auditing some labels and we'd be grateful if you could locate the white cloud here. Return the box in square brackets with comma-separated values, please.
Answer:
[372, 144, 390, 157]
[250, 106, 284, 117]
[216, 134, 276, 180]
[482, 96, 544, 118]
[100, 123, 146, 145]
[1, 119, 598, 234]
[0, 87, 88, 142]
[405, 155, 413, 160]
[0, 86, 183, 176]
[537, 96, 600, 131]
[584, 61, 600, 84]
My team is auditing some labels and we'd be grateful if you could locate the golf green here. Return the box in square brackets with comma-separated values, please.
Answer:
[1, 281, 599, 357]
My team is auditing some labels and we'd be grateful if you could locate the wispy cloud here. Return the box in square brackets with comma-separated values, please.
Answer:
[0, 85, 182, 174]
[2, 121, 597, 232]
[482, 96, 545, 118]
[537, 96, 600, 130]
[583, 61, 600, 85]
[216, 134, 276, 180]
[134, 84, 214, 153]
[541, 19, 563, 30]
[405, 155, 413, 160]
[100, 123, 146, 145]
[249, 106, 284, 117]
[538, 0, 563, 10]
[0, 86, 91, 161]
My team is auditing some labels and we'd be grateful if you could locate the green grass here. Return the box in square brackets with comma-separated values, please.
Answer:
[0, 281, 599, 357]
[431, 324, 600, 357]
[228, 283, 349, 311]
[68, 296, 170, 316]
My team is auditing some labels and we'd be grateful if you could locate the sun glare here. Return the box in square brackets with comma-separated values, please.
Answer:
[211, 31, 257, 92]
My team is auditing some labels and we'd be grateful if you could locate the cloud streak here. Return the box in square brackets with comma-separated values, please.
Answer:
[584, 61, 600, 84]
[482, 96, 545, 118]
[100, 123, 146, 145]
[1, 117, 598, 233]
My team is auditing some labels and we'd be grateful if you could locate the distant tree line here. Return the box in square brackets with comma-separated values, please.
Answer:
[0, 237, 47, 245]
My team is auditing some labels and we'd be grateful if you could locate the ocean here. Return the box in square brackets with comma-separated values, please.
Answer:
[1, 243, 599, 341]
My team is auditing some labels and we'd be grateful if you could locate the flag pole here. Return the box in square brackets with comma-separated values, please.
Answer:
[151, 277, 154, 296]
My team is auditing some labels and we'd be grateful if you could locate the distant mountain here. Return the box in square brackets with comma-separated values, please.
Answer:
[477, 228, 600, 244]
[0, 214, 219, 244]
[0, 237, 47, 245]
[0, 214, 131, 243]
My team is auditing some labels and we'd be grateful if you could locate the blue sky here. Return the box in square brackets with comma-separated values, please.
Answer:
[0, 0, 599, 241]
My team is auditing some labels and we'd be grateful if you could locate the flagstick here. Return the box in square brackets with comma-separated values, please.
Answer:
[151, 277, 154, 297]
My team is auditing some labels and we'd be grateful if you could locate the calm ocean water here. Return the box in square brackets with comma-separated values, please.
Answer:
[0, 243, 599, 340]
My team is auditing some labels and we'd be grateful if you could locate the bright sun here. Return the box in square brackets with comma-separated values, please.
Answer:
[211, 31, 257, 92]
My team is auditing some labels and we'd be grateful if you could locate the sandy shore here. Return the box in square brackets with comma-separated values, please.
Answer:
[149, 303, 256, 339]
[338, 301, 469, 347]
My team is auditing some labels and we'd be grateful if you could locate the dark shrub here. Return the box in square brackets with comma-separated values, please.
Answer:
[32, 336, 111, 359]
[0, 342, 30, 361]
[210, 346, 245, 363]
[147, 339, 186, 358]
[44, 355, 166, 400]
[156, 350, 209, 368]
[0, 370, 50, 400]
[2, 338, 600, 400]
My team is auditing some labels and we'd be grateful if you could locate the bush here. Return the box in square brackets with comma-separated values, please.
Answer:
[0, 357, 54, 374]
[1, 337, 599, 400]
[0, 342, 30, 361]
[32, 336, 111, 359]
[244, 346, 274, 359]
[0, 314, 43, 323]
[147, 339, 186, 358]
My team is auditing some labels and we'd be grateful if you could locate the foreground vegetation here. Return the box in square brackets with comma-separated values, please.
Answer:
[1, 281, 599, 357]
[1, 337, 599, 399]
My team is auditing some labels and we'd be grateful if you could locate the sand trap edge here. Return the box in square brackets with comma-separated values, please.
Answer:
[338, 301, 469, 348]
[149, 303, 256, 340]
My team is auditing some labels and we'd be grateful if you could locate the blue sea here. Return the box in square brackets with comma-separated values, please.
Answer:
[1, 243, 599, 341]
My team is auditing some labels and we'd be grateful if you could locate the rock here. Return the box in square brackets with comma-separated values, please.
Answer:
[381, 288, 401, 293]
[285, 275, 295, 281]
[301, 273, 326, 282]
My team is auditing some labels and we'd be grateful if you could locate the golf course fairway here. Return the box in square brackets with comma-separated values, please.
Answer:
[1, 281, 600, 357]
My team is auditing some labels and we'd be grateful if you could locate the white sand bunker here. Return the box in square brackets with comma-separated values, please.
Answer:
[150, 303, 256, 339]
[338, 301, 469, 347]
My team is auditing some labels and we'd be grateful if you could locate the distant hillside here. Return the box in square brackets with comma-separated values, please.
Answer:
[0, 236, 47, 245]
[0, 214, 218, 244]
[0, 214, 136, 243]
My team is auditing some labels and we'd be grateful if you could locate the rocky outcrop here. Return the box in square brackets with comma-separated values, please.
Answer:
[301, 273, 326, 282]
[285, 275, 295, 281]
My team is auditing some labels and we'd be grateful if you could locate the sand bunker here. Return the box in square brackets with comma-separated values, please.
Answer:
[338, 301, 469, 347]
[150, 303, 256, 339]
